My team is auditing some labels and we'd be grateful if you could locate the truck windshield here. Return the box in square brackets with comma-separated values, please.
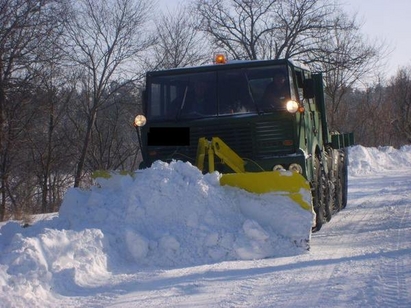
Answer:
[147, 64, 290, 120]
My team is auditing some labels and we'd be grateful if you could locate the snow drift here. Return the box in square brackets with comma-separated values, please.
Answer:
[348, 145, 411, 175]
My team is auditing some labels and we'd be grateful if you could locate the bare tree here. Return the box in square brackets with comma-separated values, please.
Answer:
[193, 0, 348, 61]
[265, 0, 343, 60]
[153, 4, 210, 69]
[62, 0, 156, 187]
[0, 0, 64, 220]
[87, 81, 141, 172]
[194, 0, 278, 60]
[27, 70, 76, 213]
[314, 12, 386, 129]
[389, 67, 411, 143]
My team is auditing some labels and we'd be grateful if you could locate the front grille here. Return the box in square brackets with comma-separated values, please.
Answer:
[255, 120, 295, 157]
[147, 117, 295, 163]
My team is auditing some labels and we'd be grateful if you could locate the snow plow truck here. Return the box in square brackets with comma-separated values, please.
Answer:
[133, 55, 353, 240]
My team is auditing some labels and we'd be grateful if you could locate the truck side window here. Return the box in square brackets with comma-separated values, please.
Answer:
[261, 69, 290, 110]
[295, 70, 304, 88]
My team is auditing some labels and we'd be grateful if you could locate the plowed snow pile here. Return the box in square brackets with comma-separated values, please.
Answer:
[60, 160, 313, 267]
[0, 160, 312, 306]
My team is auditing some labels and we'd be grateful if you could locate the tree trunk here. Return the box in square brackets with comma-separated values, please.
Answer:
[74, 108, 97, 187]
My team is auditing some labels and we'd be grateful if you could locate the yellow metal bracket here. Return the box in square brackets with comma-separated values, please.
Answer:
[195, 137, 245, 173]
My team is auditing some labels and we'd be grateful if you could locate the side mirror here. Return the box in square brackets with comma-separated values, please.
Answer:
[303, 79, 315, 99]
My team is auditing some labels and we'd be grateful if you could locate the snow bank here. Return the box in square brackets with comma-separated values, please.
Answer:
[0, 160, 313, 307]
[59, 160, 312, 267]
[348, 145, 411, 176]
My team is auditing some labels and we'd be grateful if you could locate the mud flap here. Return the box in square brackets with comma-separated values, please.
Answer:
[220, 170, 313, 212]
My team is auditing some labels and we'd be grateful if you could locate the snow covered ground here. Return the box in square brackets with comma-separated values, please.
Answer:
[1, 145, 411, 307]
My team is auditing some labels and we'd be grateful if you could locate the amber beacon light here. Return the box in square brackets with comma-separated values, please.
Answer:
[214, 53, 227, 64]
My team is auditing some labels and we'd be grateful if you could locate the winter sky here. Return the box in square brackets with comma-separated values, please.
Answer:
[159, 0, 411, 78]
[344, 0, 411, 77]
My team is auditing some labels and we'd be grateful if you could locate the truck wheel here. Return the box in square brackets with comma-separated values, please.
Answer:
[324, 149, 334, 221]
[340, 148, 348, 209]
[334, 173, 343, 212]
[333, 150, 344, 212]
[334, 149, 348, 211]
[312, 157, 325, 232]
[325, 178, 332, 222]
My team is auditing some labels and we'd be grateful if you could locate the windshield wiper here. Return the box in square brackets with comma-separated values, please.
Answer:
[176, 85, 188, 120]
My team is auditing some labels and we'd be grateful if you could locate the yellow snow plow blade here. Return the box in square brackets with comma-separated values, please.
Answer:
[220, 171, 312, 211]
[196, 137, 312, 212]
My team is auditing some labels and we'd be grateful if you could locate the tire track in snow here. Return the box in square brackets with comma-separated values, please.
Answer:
[311, 203, 375, 307]
[374, 193, 411, 308]
[312, 171, 411, 307]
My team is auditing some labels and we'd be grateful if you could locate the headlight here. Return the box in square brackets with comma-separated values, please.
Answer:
[286, 100, 299, 113]
[289, 163, 303, 174]
[134, 115, 147, 127]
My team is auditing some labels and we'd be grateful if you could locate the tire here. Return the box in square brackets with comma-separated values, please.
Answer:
[324, 149, 334, 221]
[333, 149, 343, 212]
[340, 148, 348, 209]
[334, 171, 343, 212]
[312, 156, 326, 232]
[324, 177, 332, 222]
